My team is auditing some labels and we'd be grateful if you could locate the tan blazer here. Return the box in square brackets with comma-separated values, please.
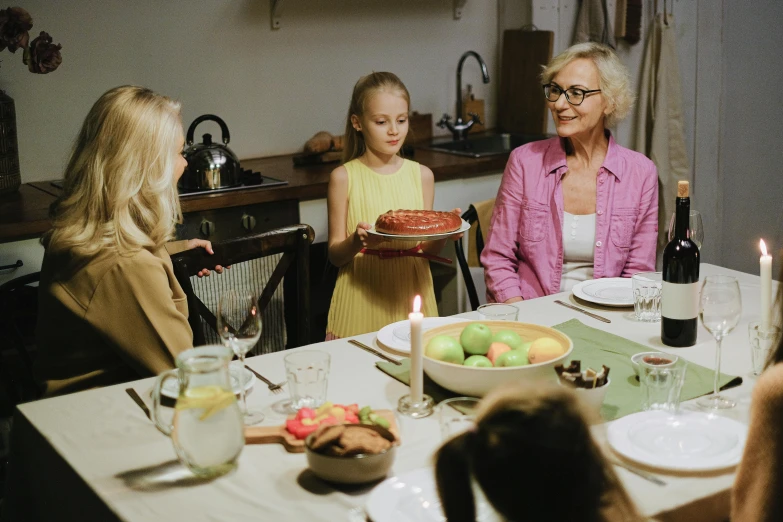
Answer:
[732, 362, 783, 521]
[35, 241, 193, 396]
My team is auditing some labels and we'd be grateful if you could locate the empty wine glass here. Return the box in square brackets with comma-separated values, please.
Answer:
[698, 275, 742, 409]
[217, 289, 264, 425]
[668, 209, 704, 249]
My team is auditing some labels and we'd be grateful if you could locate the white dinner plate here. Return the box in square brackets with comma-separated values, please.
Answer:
[367, 219, 471, 242]
[376, 317, 471, 354]
[161, 365, 254, 399]
[366, 467, 502, 522]
[572, 277, 633, 307]
[607, 410, 748, 472]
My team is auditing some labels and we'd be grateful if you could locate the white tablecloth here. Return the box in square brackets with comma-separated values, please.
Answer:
[2, 264, 775, 521]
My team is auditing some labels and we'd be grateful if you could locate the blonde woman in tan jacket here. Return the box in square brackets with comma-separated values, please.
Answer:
[732, 267, 783, 521]
[35, 86, 223, 396]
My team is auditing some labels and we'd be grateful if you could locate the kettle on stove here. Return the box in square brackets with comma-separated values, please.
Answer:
[178, 114, 241, 191]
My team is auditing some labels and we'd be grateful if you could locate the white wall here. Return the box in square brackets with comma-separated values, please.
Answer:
[720, 0, 783, 276]
[1, 0, 500, 182]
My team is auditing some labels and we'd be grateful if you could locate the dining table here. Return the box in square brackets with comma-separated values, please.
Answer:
[1, 263, 777, 522]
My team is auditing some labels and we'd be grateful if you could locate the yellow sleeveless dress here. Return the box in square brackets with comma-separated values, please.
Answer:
[327, 158, 438, 338]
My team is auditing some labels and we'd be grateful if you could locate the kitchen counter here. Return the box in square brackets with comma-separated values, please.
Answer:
[0, 147, 510, 243]
[0, 184, 58, 243]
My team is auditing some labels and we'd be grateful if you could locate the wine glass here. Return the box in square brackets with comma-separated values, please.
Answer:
[697, 275, 742, 409]
[668, 209, 704, 249]
[217, 289, 264, 425]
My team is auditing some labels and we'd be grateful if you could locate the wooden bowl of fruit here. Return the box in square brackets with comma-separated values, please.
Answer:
[422, 321, 573, 397]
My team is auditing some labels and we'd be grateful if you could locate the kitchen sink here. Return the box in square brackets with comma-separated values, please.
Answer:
[425, 133, 549, 158]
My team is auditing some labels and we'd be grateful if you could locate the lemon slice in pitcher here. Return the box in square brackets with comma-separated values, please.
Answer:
[176, 385, 237, 421]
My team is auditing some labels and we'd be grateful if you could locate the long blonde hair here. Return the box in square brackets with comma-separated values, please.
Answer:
[541, 42, 634, 128]
[43, 85, 183, 257]
[342, 72, 411, 163]
[435, 383, 642, 522]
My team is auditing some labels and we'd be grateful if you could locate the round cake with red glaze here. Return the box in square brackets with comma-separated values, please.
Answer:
[374, 209, 462, 235]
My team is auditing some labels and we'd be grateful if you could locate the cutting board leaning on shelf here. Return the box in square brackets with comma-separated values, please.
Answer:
[498, 29, 554, 136]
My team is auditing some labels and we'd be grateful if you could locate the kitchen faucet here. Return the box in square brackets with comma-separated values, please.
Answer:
[437, 51, 490, 141]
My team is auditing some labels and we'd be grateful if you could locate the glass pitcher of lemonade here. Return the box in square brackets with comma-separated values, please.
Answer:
[151, 345, 244, 478]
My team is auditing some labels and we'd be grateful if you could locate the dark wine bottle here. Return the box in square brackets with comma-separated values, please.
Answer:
[661, 181, 700, 347]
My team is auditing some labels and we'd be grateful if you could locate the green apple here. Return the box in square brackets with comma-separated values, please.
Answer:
[518, 341, 533, 357]
[460, 323, 493, 355]
[464, 355, 493, 368]
[425, 335, 465, 365]
[495, 349, 529, 367]
[492, 330, 524, 350]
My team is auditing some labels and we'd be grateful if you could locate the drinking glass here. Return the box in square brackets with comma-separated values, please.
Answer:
[748, 321, 781, 376]
[668, 209, 704, 249]
[639, 356, 687, 412]
[284, 350, 331, 411]
[632, 271, 662, 322]
[217, 289, 264, 425]
[477, 303, 519, 321]
[698, 275, 742, 409]
[438, 397, 480, 440]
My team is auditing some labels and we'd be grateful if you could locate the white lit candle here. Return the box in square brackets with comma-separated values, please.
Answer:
[409, 295, 424, 404]
[760, 239, 772, 331]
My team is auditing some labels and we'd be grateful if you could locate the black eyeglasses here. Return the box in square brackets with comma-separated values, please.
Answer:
[543, 84, 601, 106]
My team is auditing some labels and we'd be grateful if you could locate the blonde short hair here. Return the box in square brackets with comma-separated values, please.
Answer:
[541, 42, 633, 128]
[44, 86, 183, 257]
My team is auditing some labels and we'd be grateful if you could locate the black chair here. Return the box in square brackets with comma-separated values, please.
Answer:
[170, 224, 315, 350]
[454, 206, 486, 311]
[0, 272, 42, 411]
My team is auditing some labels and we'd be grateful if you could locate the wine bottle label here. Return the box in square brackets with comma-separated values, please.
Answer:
[661, 281, 700, 320]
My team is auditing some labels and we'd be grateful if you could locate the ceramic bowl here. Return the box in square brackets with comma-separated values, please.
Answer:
[630, 352, 678, 377]
[569, 378, 611, 413]
[304, 424, 397, 485]
[422, 321, 573, 397]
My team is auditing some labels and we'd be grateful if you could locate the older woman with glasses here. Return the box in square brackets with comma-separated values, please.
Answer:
[481, 42, 658, 302]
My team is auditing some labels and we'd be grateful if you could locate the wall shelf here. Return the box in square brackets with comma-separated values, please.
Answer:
[270, 0, 468, 30]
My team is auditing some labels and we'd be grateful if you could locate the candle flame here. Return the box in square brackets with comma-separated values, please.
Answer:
[761, 239, 768, 256]
[413, 295, 421, 313]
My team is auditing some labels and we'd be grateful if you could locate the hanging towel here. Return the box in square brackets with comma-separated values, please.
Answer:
[633, 13, 691, 260]
[573, 0, 616, 48]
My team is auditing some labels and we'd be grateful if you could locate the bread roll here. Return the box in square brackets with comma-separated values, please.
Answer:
[304, 131, 333, 154]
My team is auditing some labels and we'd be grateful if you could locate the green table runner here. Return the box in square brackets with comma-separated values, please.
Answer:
[376, 318, 742, 421]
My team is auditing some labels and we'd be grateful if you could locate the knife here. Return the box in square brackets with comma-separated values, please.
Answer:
[348, 339, 402, 366]
[554, 300, 611, 323]
[125, 388, 152, 420]
[611, 459, 667, 486]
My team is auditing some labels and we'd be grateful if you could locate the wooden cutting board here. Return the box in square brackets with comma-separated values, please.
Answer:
[292, 150, 342, 167]
[244, 409, 399, 453]
[498, 29, 554, 135]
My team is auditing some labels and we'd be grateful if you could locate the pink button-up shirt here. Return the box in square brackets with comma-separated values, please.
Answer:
[481, 135, 658, 302]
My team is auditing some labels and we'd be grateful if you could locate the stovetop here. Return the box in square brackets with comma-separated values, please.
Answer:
[178, 169, 288, 197]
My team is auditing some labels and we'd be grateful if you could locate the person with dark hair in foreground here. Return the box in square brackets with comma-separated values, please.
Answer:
[435, 383, 642, 522]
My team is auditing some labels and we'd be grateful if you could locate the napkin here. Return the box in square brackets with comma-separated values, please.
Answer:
[375, 319, 742, 421]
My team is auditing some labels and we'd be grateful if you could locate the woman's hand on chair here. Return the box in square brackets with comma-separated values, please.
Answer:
[186, 239, 230, 277]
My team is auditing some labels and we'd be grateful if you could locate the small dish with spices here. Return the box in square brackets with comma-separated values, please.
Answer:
[631, 352, 678, 377]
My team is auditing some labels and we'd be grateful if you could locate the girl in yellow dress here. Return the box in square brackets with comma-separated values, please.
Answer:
[326, 72, 460, 339]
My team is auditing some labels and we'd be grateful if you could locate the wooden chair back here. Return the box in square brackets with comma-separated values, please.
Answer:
[454, 206, 484, 311]
[170, 224, 315, 349]
[0, 272, 42, 410]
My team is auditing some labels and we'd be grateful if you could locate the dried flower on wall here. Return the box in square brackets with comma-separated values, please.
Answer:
[0, 6, 62, 74]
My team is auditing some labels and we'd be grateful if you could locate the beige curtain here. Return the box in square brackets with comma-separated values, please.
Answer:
[633, 13, 691, 260]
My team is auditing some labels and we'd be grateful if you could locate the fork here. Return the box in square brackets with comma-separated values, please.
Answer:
[244, 365, 286, 394]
